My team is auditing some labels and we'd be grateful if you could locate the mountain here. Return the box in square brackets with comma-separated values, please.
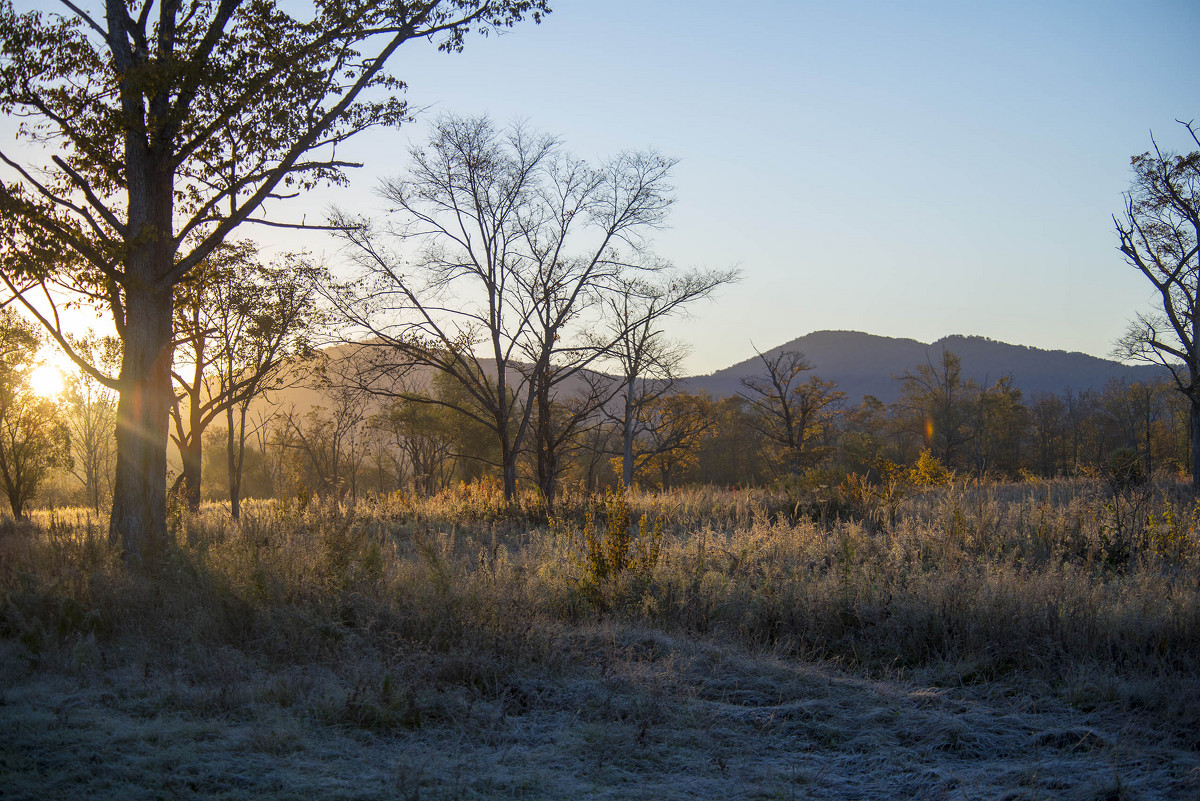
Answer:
[682, 330, 1166, 404]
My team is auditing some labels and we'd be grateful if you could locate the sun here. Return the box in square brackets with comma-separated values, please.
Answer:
[28, 363, 66, 398]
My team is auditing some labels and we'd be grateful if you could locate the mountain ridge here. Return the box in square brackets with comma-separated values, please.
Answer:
[681, 330, 1165, 404]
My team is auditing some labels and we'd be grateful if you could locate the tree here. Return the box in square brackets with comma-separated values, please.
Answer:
[690, 395, 769, 486]
[370, 380, 466, 496]
[1029, 393, 1067, 476]
[281, 381, 369, 500]
[1098, 377, 1169, 477]
[632, 391, 713, 490]
[1114, 118, 1200, 489]
[1062, 387, 1100, 474]
[0, 0, 548, 561]
[329, 114, 683, 503]
[739, 349, 844, 477]
[600, 272, 734, 489]
[63, 336, 119, 512]
[0, 311, 70, 518]
[170, 243, 322, 517]
[837, 395, 894, 475]
[970, 376, 1028, 479]
[894, 350, 978, 469]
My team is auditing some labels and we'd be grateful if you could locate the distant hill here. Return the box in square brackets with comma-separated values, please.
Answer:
[254, 330, 1169, 419]
[682, 330, 1167, 404]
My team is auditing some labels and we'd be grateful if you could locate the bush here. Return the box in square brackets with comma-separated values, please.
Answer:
[577, 485, 663, 588]
[1105, 447, 1147, 492]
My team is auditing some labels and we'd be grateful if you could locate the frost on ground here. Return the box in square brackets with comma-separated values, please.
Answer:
[2, 628, 1196, 801]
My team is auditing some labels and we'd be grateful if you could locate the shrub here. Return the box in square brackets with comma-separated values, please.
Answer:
[1105, 447, 1146, 492]
[909, 449, 954, 487]
[578, 485, 663, 587]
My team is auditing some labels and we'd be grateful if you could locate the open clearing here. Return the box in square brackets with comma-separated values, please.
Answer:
[2, 627, 1196, 801]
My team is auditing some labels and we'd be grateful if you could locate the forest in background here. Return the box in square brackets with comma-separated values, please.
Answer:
[21, 330, 1190, 520]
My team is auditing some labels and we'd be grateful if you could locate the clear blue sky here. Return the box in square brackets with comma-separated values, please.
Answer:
[291, 0, 1199, 374]
[12, 0, 1200, 375]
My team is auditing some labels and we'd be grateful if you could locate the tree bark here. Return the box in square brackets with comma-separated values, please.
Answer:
[178, 427, 202, 513]
[109, 283, 174, 562]
[501, 455, 518, 501]
[109, 154, 176, 562]
[1191, 398, 1200, 492]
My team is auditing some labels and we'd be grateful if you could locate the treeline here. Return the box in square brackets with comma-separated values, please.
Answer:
[211, 350, 1180, 500]
[31, 346, 1181, 514]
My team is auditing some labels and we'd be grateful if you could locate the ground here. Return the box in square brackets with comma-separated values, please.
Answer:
[2, 627, 1195, 801]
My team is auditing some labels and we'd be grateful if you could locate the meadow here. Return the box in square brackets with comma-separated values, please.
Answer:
[1, 478, 1198, 799]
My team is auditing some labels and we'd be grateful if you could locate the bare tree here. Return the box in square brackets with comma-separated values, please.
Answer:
[740, 349, 844, 477]
[0, 0, 548, 561]
[281, 381, 369, 500]
[1114, 118, 1200, 489]
[600, 272, 734, 487]
[329, 114, 682, 503]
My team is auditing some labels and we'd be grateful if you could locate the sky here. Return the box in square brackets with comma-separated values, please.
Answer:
[10, 0, 1200, 376]
[271, 0, 1200, 375]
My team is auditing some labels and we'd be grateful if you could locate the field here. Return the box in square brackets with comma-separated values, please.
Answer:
[2, 479, 1199, 800]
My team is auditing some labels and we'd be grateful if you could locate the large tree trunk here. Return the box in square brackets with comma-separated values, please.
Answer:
[501, 453, 518, 501]
[109, 154, 176, 562]
[1191, 397, 1200, 492]
[109, 284, 174, 562]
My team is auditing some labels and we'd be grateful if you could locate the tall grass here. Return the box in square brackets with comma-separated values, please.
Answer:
[3, 478, 1198, 709]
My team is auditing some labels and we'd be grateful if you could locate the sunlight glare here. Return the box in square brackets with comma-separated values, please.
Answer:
[28, 363, 66, 398]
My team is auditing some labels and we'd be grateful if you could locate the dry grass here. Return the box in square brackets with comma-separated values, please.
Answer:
[2, 479, 1198, 799]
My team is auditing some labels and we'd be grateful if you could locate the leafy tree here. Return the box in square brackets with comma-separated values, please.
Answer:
[171, 243, 323, 516]
[0, 311, 70, 518]
[689, 395, 769, 486]
[371, 395, 458, 496]
[1114, 118, 1200, 489]
[627, 391, 713, 490]
[971, 376, 1029, 479]
[1098, 378, 1170, 476]
[62, 336, 119, 512]
[1029, 393, 1067, 476]
[836, 395, 895, 475]
[1061, 388, 1100, 474]
[0, 0, 548, 560]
